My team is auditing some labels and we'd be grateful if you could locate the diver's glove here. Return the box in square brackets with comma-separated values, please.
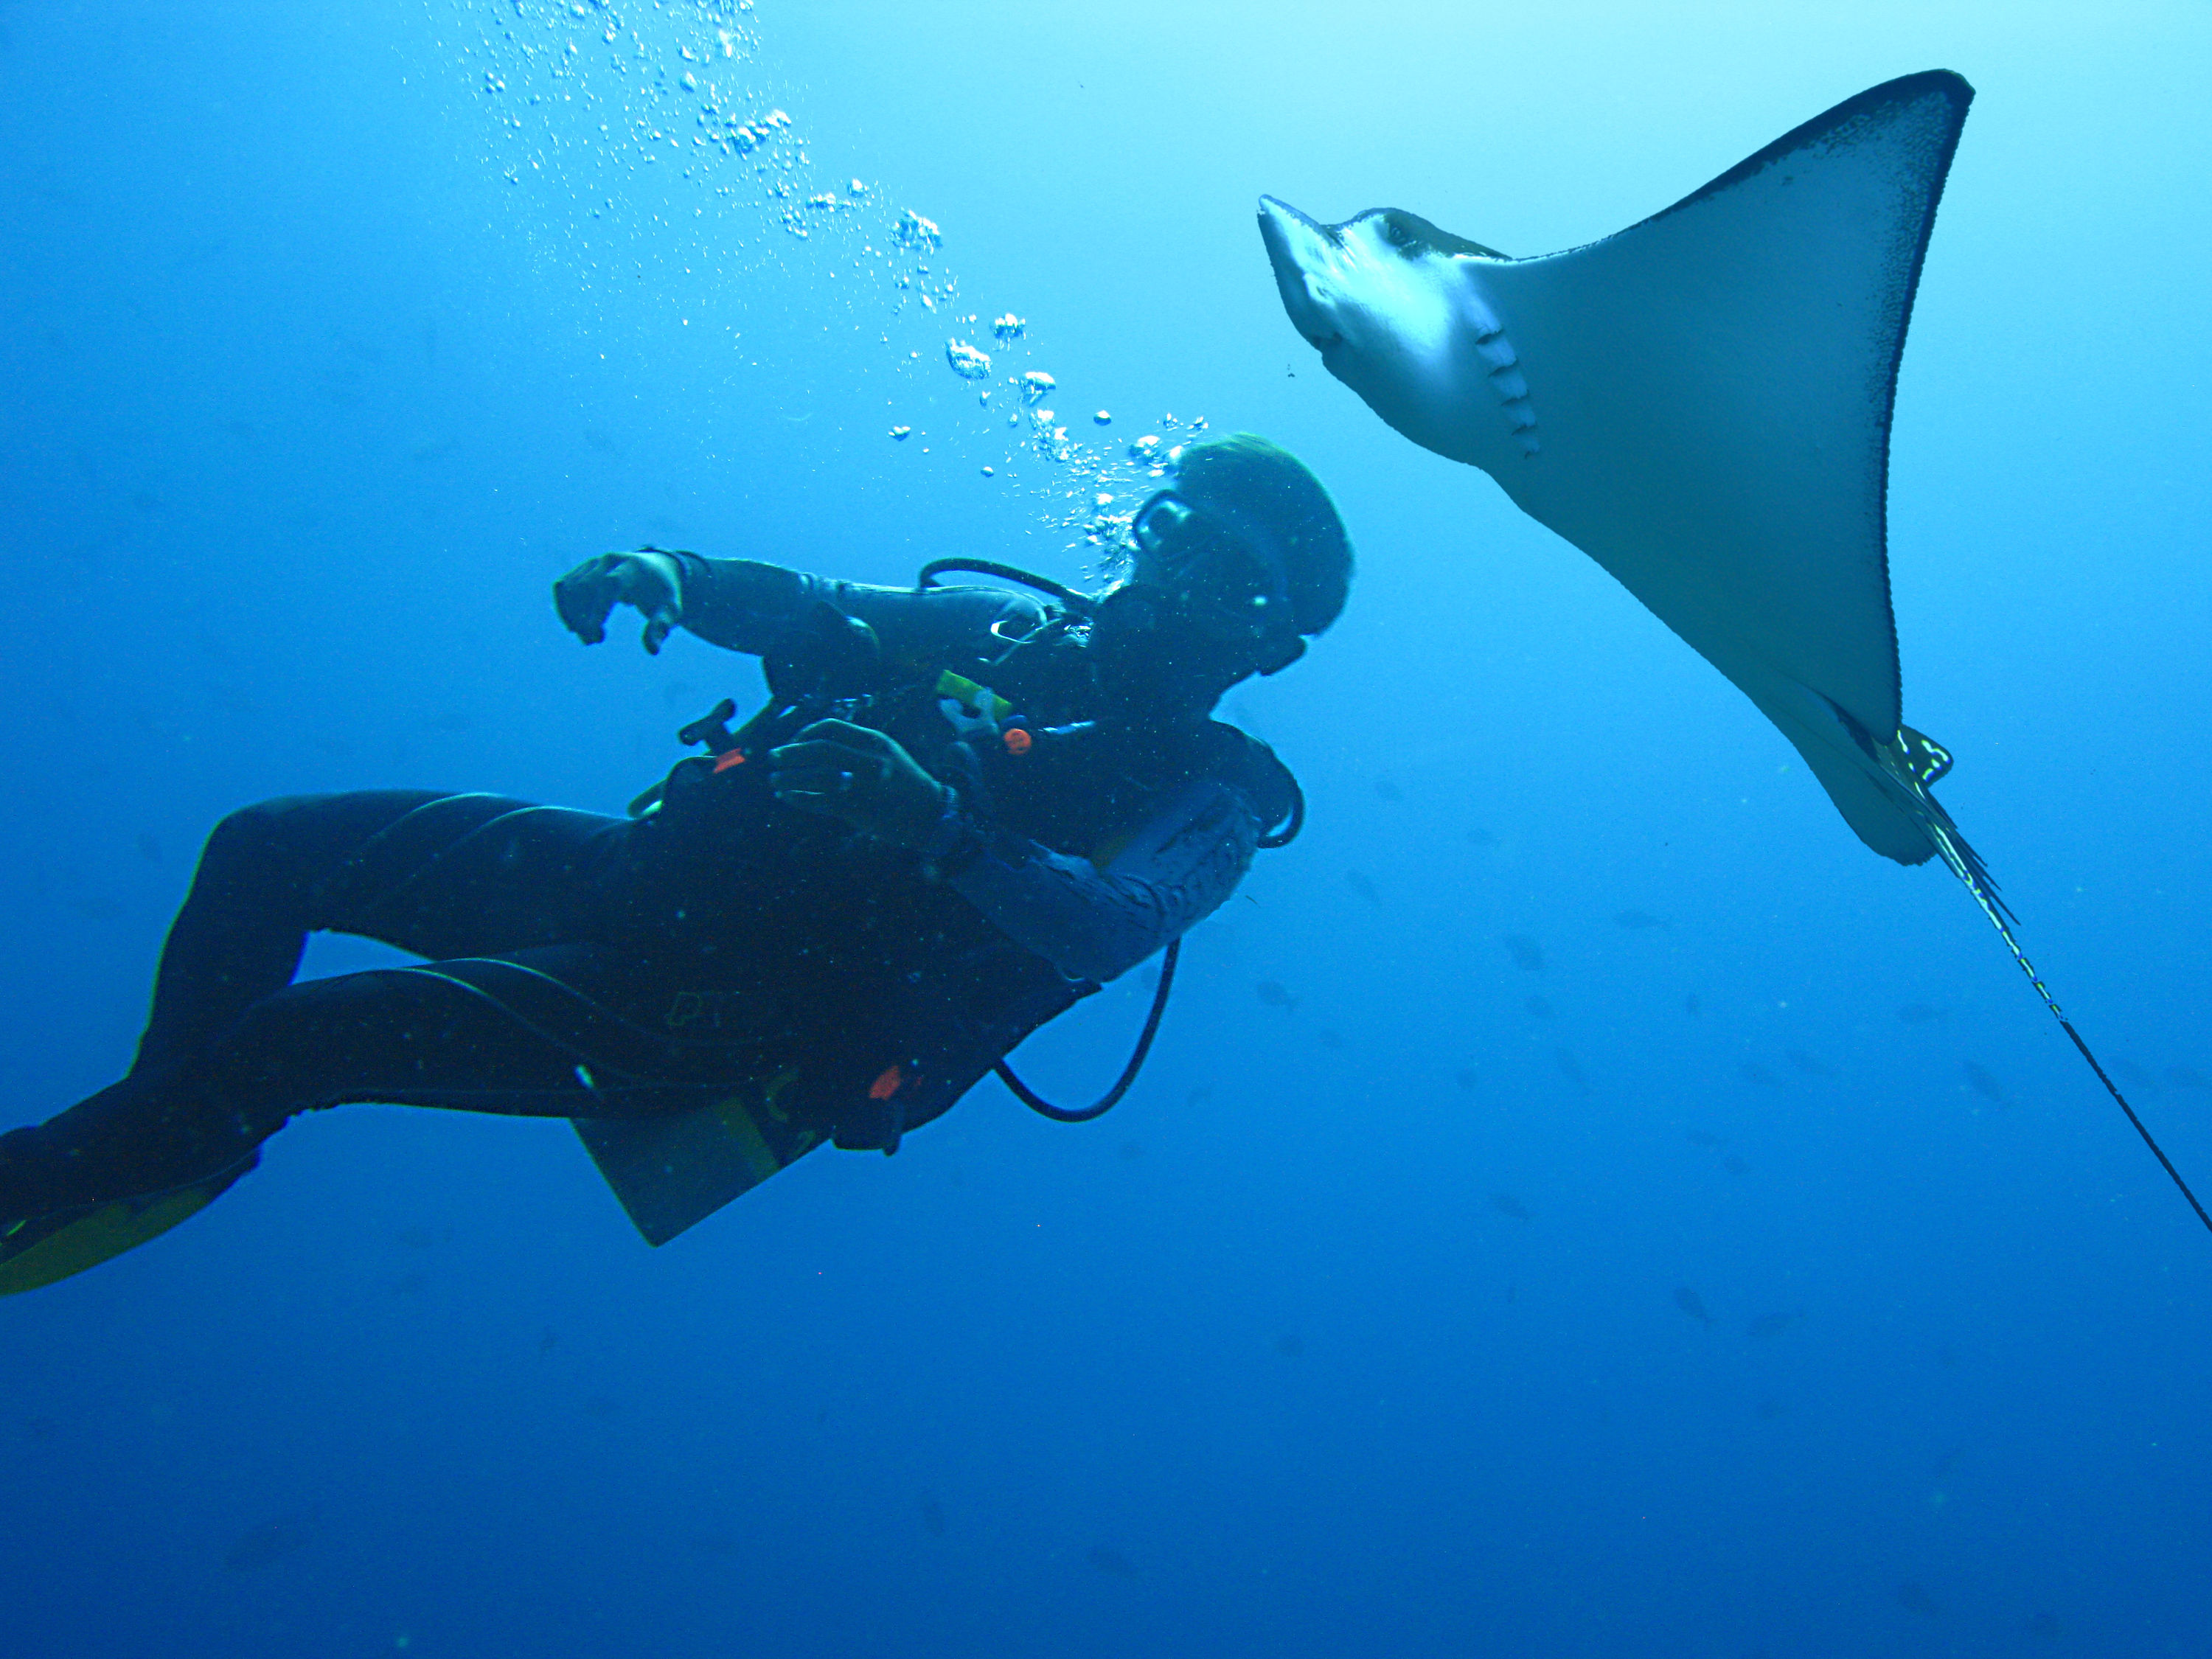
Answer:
[770, 718, 950, 851]
[553, 548, 686, 654]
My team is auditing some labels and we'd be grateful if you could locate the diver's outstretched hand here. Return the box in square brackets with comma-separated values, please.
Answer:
[554, 549, 686, 653]
[771, 720, 948, 850]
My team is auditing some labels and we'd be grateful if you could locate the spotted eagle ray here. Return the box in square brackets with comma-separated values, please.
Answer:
[1257, 70, 2206, 1232]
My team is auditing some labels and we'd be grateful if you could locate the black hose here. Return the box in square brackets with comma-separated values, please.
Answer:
[918, 557, 1093, 611]
[995, 939, 1180, 1122]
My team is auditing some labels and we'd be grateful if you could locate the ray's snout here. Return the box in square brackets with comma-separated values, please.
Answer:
[1257, 195, 1338, 349]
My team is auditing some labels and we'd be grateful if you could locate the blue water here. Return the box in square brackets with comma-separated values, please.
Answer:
[4, 3, 2208, 1654]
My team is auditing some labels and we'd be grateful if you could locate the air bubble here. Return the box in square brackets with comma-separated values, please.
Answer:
[945, 339, 991, 380]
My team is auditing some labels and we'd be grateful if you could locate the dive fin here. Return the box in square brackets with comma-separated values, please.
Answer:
[0, 1158, 255, 1297]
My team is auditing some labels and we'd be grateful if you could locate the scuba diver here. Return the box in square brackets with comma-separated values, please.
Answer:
[0, 434, 1352, 1293]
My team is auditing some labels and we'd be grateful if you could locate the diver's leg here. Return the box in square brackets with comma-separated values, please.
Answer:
[129, 792, 451, 1075]
[6, 945, 709, 1225]
[131, 791, 629, 1077]
[3, 800, 655, 1292]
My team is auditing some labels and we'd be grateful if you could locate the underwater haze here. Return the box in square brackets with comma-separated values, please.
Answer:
[4, 1, 2210, 1655]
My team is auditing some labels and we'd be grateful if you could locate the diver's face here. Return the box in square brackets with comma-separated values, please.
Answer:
[1089, 494, 1301, 717]
[1125, 493, 1294, 648]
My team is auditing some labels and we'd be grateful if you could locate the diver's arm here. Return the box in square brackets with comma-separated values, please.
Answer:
[555, 549, 1047, 662]
[933, 780, 1259, 984]
[667, 554, 1046, 665]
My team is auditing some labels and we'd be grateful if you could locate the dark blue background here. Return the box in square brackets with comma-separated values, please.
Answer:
[2, 1, 2207, 1654]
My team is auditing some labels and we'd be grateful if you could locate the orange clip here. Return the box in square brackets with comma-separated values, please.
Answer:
[867, 1064, 905, 1101]
[712, 748, 748, 773]
[1002, 727, 1033, 757]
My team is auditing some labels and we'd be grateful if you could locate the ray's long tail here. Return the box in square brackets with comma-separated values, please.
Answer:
[1889, 728, 2212, 1235]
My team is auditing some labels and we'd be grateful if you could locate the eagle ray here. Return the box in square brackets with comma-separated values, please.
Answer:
[1256, 70, 2207, 1233]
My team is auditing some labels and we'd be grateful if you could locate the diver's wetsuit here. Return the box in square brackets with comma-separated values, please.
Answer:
[0, 559, 1291, 1228]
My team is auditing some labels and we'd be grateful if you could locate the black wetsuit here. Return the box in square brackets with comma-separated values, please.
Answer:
[0, 558, 1292, 1230]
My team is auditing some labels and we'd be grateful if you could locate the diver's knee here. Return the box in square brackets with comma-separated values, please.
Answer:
[198, 794, 358, 875]
[202, 797, 301, 862]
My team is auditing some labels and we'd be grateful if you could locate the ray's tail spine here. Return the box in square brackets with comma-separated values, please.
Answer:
[1923, 815, 2212, 1235]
